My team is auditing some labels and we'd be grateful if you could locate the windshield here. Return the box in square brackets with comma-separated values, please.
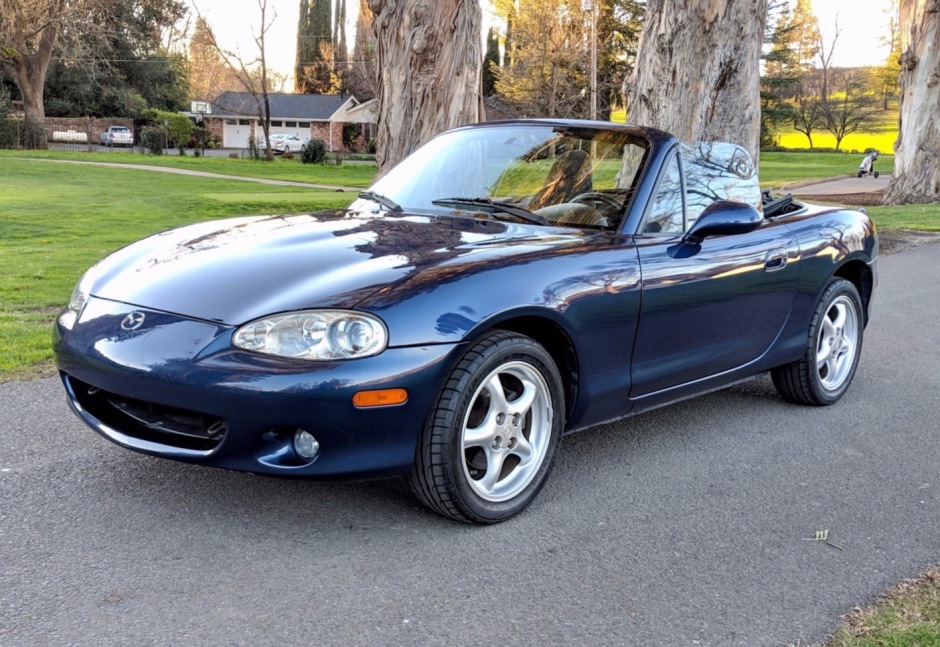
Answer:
[356, 124, 649, 231]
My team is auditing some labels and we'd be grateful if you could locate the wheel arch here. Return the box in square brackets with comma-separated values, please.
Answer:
[485, 315, 579, 426]
[833, 258, 875, 325]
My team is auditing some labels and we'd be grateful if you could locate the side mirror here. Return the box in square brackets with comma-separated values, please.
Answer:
[683, 200, 762, 242]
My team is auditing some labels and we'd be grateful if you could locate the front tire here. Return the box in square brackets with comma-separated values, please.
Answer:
[409, 331, 564, 524]
[772, 278, 863, 405]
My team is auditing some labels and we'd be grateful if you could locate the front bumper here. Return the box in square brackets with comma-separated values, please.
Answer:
[54, 297, 459, 479]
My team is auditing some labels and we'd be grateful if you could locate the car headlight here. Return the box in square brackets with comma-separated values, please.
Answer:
[232, 310, 388, 360]
[68, 270, 94, 313]
[59, 267, 98, 330]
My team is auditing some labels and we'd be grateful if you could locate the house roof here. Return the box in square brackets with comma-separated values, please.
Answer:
[209, 92, 356, 120]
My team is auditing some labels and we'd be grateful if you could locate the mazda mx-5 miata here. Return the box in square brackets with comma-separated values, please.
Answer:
[55, 120, 878, 524]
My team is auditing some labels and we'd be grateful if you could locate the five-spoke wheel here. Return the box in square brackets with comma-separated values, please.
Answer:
[409, 331, 564, 524]
[460, 362, 554, 503]
[772, 278, 864, 405]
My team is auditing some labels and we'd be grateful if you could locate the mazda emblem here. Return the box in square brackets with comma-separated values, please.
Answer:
[120, 312, 146, 331]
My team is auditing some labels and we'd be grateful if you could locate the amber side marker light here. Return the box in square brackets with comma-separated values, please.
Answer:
[353, 388, 408, 408]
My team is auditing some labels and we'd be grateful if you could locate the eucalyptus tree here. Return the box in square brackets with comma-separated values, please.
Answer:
[368, 0, 483, 174]
[884, 0, 940, 204]
[625, 0, 768, 161]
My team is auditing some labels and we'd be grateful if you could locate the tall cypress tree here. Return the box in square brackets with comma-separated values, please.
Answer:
[503, 7, 514, 69]
[333, 0, 348, 92]
[295, 0, 333, 93]
[482, 27, 499, 96]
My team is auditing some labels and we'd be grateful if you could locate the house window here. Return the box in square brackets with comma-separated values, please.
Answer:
[298, 122, 311, 128]
[270, 120, 282, 127]
[284, 121, 297, 128]
[225, 119, 236, 125]
[238, 119, 250, 125]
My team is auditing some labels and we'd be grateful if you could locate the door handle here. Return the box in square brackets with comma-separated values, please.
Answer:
[764, 248, 788, 272]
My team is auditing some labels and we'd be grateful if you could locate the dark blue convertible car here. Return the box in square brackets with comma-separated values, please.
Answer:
[54, 120, 878, 523]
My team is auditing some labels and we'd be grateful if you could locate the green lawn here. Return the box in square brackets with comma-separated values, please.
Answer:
[0, 149, 377, 188]
[0, 157, 356, 381]
[864, 204, 940, 232]
[759, 151, 895, 187]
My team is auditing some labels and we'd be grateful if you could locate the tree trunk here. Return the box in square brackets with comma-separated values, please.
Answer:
[11, 61, 47, 125]
[2, 0, 64, 128]
[369, 0, 484, 174]
[883, 0, 940, 204]
[624, 0, 768, 161]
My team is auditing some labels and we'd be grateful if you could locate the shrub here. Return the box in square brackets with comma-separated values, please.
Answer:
[140, 108, 193, 151]
[140, 127, 165, 155]
[366, 138, 377, 154]
[0, 119, 19, 149]
[300, 138, 327, 164]
[0, 85, 9, 120]
[188, 127, 209, 149]
[342, 122, 359, 150]
[247, 135, 260, 160]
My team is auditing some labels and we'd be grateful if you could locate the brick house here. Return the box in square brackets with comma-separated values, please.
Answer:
[205, 92, 375, 151]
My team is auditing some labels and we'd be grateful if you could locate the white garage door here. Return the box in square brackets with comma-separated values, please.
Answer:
[268, 121, 312, 140]
[223, 119, 254, 148]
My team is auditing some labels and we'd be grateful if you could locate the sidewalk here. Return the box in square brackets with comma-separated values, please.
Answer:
[784, 174, 891, 196]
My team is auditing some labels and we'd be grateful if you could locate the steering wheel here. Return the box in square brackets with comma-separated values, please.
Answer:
[570, 192, 623, 216]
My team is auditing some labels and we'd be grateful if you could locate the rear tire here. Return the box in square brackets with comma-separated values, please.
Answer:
[772, 278, 863, 406]
[409, 331, 564, 524]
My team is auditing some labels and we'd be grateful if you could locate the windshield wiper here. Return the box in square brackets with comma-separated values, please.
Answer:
[358, 190, 403, 213]
[432, 197, 547, 226]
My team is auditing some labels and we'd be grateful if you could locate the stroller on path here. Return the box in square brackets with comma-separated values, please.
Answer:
[858, 151, 880, 178]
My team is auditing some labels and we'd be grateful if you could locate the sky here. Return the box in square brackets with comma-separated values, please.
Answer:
[186, 0, 896, 89]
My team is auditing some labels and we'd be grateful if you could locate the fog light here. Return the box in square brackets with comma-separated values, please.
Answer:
[293, 429, 320, 460]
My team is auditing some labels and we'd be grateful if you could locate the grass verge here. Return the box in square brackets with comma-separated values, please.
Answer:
[818, 567, 940, 647]
[866, 204, 940, 232]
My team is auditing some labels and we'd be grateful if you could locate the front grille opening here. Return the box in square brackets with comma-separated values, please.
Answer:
[68, 376, 227, 451]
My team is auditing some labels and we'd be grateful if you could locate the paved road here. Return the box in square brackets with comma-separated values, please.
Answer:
[1, 244, 938, 647]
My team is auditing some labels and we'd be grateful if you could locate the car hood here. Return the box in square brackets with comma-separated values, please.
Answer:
[87, 211, 595, 325]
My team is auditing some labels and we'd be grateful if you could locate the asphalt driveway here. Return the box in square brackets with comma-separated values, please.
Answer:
[1, 242, 937, 646]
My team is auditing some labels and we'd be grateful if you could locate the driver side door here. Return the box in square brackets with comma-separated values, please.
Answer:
[629, 149, 800, 397]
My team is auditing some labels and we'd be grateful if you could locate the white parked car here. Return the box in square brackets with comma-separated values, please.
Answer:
[264, 134, 307, 154]
[100, 126, 133, 147]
